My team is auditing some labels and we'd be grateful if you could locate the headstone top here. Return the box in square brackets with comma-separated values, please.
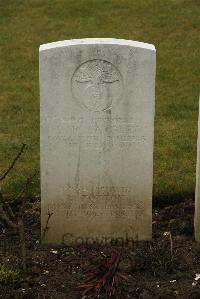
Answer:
[39, 38, 156, 52]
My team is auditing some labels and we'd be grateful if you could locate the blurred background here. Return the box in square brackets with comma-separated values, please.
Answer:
[0, 0, 199, 201]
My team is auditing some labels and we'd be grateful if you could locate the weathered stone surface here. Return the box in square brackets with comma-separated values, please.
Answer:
[195, 97, 200, 240]
[40, 38, 156, 244]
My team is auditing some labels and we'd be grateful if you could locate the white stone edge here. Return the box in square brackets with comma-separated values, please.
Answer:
[39, 38, 156, 52]
[195, 95, 200, 240]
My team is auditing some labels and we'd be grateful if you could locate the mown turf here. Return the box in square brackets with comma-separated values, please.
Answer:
[0, 0, 199, 199]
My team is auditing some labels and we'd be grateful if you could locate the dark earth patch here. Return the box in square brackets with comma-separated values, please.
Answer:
[1, 197, 200, 298]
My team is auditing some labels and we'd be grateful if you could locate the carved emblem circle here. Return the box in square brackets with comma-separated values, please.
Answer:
[71, 59, 123, 112]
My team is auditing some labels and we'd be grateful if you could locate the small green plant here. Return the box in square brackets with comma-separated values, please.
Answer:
[61, 247, 76, 256]
[134, 232, 178, 275]
[0, 264, 19, 284]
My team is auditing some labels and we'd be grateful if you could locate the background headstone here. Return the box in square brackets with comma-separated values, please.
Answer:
[40, 38, 156, 244]
[195, 96, 200, 240]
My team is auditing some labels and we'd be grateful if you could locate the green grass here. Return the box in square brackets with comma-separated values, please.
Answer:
[0, 0, 199, 199]
[0, 264, 19, 284]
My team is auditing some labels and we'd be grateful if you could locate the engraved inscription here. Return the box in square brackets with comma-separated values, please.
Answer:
[71, 59, 123, 112]
[45, 185, 148, 219]
[46, 116, 147, 151]
[46, 204, 143, 218]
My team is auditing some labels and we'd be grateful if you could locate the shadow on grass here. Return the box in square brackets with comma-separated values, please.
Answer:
[153, 192, 195, 208]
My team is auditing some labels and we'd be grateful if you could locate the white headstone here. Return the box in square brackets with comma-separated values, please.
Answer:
[40, 38, 156, 244]
[195, 97, 200, 240]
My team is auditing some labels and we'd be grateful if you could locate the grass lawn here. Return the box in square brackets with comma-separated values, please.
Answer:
[0, 0, 199, 200]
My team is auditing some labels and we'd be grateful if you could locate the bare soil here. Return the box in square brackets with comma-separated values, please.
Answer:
[1, 197, 200, 299]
